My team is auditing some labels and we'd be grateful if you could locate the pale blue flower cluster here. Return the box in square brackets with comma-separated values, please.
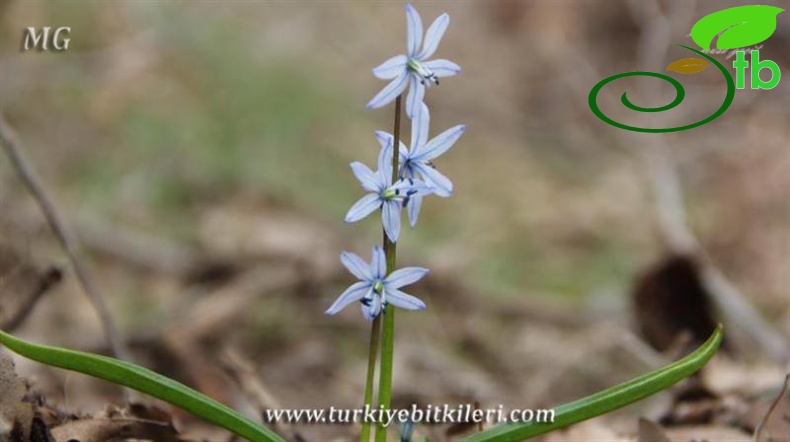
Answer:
[327, 4, 464, 321]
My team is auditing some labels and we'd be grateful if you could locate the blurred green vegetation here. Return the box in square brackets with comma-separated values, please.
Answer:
[4, 1, 654, 304]
[63, 4, 361, 241]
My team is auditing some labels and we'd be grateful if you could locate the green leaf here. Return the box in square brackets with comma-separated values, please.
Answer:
[0, 329, 284, 442]
[462, 325, 723, 442]
[691, 5, 783, 51]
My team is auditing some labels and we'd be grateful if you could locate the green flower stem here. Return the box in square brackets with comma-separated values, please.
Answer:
[360, 316, 381, 442]
[375, 94, 402, 442]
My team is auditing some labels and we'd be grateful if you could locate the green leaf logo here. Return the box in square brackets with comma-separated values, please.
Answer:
[691, 5, 784, 51]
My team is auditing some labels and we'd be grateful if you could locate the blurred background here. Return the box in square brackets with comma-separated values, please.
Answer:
[0, 1, 788, 440]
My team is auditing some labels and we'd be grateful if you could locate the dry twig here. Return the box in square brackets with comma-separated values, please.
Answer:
[0, 115, 132, 363]
[219, 347, 303, 441]
[0, 206, 200, 277]
[0, 266, 62, 332]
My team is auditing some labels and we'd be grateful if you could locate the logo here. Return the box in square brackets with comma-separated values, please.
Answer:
[22, 27, 71, 52]
[589, 5, 783, 133]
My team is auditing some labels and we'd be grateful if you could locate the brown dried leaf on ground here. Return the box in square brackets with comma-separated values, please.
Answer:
[637, 418, 669, 442]
[544, 418, 629, 441]
[753, 374, 790, 442]
[49, 418, 181, 442]
[46, 403, 187, 442]
[0, 348, 33, 442]
[661, 425, 751, 441]
[637, 418, 751, 442]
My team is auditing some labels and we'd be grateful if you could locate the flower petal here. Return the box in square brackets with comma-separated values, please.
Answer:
[367, 72, 409, 110]
[375, 130, 393, 152]
[414, 162, 453, 197]
[405, 75, 425, 119]
[422, 59, 461, 77]
[362, 293, 383, 321]
[345, 193, 381, 222]
[372, 55, 408, 80]
[393, 176, 432, 197]
[399, 141, 409, 158]
[385, 287, 426, 310]
[405, 4, 423, 57]
[340, 251, 372, 281]
[386, 266, 429, 289]
[378, 137, 394, 181]
[350, 162, 380, 193]
[417, 13, 449, 60]
[326, 282, 370, 315]
[376, 134, 410, 181]
[371, 245, 386, 279]
[410, 103, 430, 157]
[382, 199, 401, 242]
[407, 193, 423, 227]
[418, 124, 466, 161]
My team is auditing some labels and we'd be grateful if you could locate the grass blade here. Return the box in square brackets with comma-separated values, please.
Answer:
[463, 324, 723, 442]
[0, 329, 284, 442]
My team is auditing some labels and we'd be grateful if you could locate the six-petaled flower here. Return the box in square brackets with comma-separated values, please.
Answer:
[367, 3, 461, 118]
[345, 137, 430, 242]
[326, 246, 428, 320]
[374, 103, 465, 226]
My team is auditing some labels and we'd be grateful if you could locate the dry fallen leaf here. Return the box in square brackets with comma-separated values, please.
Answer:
[663, 425, 750, 441]
[544, 418, 629, 441]
[0, 348, 33, 442]
[49, 418, 181, 442]
[29, 417, 55, 442]
[666, 58, 709, 74]
[754, 374, 790, 442]
[638, 418, 669, 442]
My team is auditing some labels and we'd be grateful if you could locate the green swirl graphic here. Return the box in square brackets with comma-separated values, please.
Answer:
[588, 45, 735, 133]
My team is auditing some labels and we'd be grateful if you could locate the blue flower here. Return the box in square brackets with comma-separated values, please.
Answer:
[367, 4, 461, 118]
[345, 137, 430, 242]
[326, 246, 428, 320]
[375, 104, 465, 226]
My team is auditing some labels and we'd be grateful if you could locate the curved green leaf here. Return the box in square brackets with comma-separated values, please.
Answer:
[691, 5, 783, 51]
[0, 329, 284, 442]
[462, 325, 723, 442]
